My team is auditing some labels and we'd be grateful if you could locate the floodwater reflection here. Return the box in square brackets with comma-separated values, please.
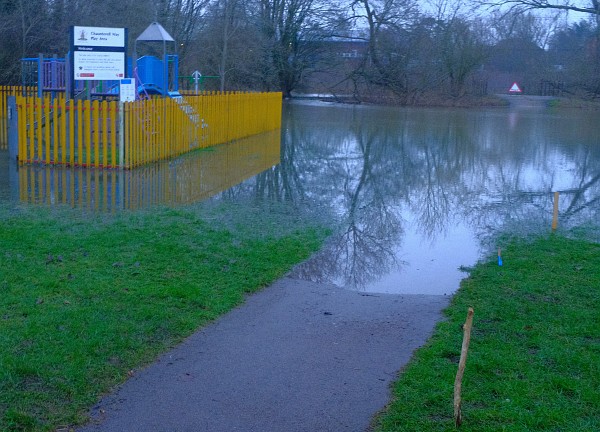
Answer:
[6, 130, 280, 211]
[2, 102, 600, 295]
[226, 102, 600, 294]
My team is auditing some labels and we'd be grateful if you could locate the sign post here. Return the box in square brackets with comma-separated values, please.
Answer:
[192, 70, 202, 95]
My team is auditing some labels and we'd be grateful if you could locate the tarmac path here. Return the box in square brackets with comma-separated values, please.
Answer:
[78, 277, 449, 432]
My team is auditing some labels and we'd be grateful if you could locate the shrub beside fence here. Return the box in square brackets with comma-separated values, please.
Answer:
[6, 90, 282, 169]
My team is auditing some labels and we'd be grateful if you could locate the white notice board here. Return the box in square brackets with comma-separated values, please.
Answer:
[71, 26, 127, 82]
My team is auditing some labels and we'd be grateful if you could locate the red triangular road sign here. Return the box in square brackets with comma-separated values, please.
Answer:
[509, 82, 522, 93]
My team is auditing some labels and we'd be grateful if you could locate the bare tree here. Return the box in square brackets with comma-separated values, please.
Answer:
[254, 0, 344, 96]
[347, 0, 420, 99]
[477, 0, 600, 27]
[442, 18, 489, 96]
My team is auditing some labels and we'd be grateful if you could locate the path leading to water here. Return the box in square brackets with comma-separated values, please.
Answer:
[78, 278, 449, 432]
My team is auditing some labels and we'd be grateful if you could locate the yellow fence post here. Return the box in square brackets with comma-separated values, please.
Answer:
[110, 101, 117, 168]
[93, 99, 100, 167]
[101, 100, 107, 167]
[52, 97, 59, 164]
[44, 95, 50, 164]
[17, 96, 26, 164]
[76, 100, 83, 166]
[84, 99, 92, 167]
[68, 99, 75, 166]
[27, 98, 34, 162]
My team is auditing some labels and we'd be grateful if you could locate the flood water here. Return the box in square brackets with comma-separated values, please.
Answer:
[1, 101, 599, 295]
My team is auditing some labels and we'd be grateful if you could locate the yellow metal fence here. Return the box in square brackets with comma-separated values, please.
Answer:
[6, 90, 282, 168]
[0, 86, 30, 149]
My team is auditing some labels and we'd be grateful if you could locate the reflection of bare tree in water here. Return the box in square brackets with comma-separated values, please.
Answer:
[560, 151, 600, 223]
[463, 146, 600, 248]
[215, 103, 600, 288]
[405, 115, 478, 240]
[222, 105, 407, 288]
[291, 116, 405, 289]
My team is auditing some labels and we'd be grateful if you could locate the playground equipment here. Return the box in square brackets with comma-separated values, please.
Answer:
[133, 22, 180, 98]
[20, 22, 182, 101]
[6, 22, 284, 174]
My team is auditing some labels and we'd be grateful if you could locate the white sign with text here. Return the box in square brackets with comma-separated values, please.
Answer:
[73, 26, 125, 48]
[72, 26, 127, 82]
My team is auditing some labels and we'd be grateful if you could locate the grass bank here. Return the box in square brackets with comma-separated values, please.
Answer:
[0, 204, 328, 431]
[374, 235, 600, 431]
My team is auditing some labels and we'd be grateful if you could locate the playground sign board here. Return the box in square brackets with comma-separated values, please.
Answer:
[70, 26, 128, 82]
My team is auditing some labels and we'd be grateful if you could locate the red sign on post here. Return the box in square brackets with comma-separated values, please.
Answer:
[509, 82, 522, 93]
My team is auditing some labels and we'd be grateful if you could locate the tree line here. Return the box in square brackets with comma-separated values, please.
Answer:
[1, 0, 598, 102]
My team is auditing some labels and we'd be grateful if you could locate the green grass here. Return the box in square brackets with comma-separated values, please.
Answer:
[374, 235, 600, 431]
[0, 204, 328, 431]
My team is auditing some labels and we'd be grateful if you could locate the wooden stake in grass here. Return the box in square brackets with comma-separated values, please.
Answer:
[552, 191, 559, 230]
[454, 307, 474, 428]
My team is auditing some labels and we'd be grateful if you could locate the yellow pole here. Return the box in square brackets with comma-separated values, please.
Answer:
[68, 99, 75, 166]
[131, 101, 136, 168]
[93, 99, 100, 167]
[165, 99, 171, 159]
[77, 101, 83, 166]
[101, 100, 108, 167]
[28, 98, 35, 162]
[110, 101, 117, 168]
[0, 86, 5, 146]
[36, 97, 43, 162]
[44, 96, 50, 164]
[17, 96, 26, 164]
[130, 102, 136, 168]
[552, 191, 559, 231]
[150, 98, 155, 164]
[125, 102, 131, 169]
[134, 101, 140, 167]
[85, 99, 92, 167]
[53, 97, 59, 164]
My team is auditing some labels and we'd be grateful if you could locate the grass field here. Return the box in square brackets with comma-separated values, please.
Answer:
[0, 203, 328, 431]
[3, 202, 599, 432]
[373, 235, 600, 431]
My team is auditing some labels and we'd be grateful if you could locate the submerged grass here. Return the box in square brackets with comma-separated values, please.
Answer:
[374, 235, 600, 431]
[0, 204, 328, 431]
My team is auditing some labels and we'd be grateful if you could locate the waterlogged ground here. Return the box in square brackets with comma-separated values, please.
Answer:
[2, 101, 600, 295]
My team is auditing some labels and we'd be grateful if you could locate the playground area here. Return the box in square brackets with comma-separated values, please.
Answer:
[20, 23, 209, 101]
[0, 23, 281, 169]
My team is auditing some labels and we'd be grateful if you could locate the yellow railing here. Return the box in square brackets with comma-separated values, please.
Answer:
[12, 91, 282, 169]
[0, 86, 31, 149]
[16, 94, 120, 167]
